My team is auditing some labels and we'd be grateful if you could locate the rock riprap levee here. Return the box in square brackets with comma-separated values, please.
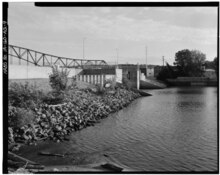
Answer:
[8, 88, 141, 145]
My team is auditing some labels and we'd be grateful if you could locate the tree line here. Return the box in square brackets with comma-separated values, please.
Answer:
[157, 49, 218, 81]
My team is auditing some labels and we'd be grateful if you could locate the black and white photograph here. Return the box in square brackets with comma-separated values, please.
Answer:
[3, 1, 219, 173]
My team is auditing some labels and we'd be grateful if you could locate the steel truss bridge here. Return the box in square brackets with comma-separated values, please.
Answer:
[8, 45, 108, 68]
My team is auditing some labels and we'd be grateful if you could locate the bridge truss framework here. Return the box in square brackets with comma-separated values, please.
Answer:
[8, 45, 108, 68]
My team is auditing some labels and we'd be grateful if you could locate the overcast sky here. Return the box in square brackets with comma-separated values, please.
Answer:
[8, 3, 218, 65]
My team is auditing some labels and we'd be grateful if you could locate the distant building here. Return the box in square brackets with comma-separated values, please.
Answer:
[118, 64, 139, 88]
[140, 65, 154, 77]
[139, 65, 163, 78]
[120, 65, 138, 80]
[146, 66, 154, 77]
[204, 69, 217, 79]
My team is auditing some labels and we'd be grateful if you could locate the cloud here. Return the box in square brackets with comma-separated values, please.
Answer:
[99, 7, 111, 13]
[50, 10, 216, 45]
[10, 5, 217, 46]
[8, 4, 217, 63]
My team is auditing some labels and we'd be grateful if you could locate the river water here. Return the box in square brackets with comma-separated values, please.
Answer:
[18, 87, 218, 172]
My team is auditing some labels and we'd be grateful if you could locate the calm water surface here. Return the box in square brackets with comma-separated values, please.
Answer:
[18, 87, 218, 172]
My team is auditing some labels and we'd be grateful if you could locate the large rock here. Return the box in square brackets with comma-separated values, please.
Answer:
[105, 83, 111, 88]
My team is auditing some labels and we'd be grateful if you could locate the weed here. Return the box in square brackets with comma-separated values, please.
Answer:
[49, 65, 69, 92]
[9, 82, 44, 109]
[8, 106, 35, 129]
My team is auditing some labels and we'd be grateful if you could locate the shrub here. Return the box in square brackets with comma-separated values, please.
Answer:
[49, 65, 69, 92]
[9, 82, 44, 109]
[95, 84, 106, 95]
[122, 77, 133, 90]
[156, 65, 177, 81]
[8, 106, 35, 129]
[66, 76, 78, 90]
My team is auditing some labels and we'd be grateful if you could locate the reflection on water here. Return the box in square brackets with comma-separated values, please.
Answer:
[18, 87, 218, 172]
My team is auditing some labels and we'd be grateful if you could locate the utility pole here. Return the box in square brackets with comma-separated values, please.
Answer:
[83, 37, 86, 59]
[162, 56, 165, 67]
[116, 48, 119, 66]
[146, 46, 147, 78]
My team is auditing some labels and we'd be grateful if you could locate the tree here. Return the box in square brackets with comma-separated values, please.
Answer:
[205, 60, 215, 69]
[174, 49, 206, 77]
[157, 63, 176, 81]
[213, 57, 218, 78]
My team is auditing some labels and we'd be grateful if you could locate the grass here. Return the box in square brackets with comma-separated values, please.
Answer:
[9, 78, 96, 93]
[9, 79, 52, 93]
